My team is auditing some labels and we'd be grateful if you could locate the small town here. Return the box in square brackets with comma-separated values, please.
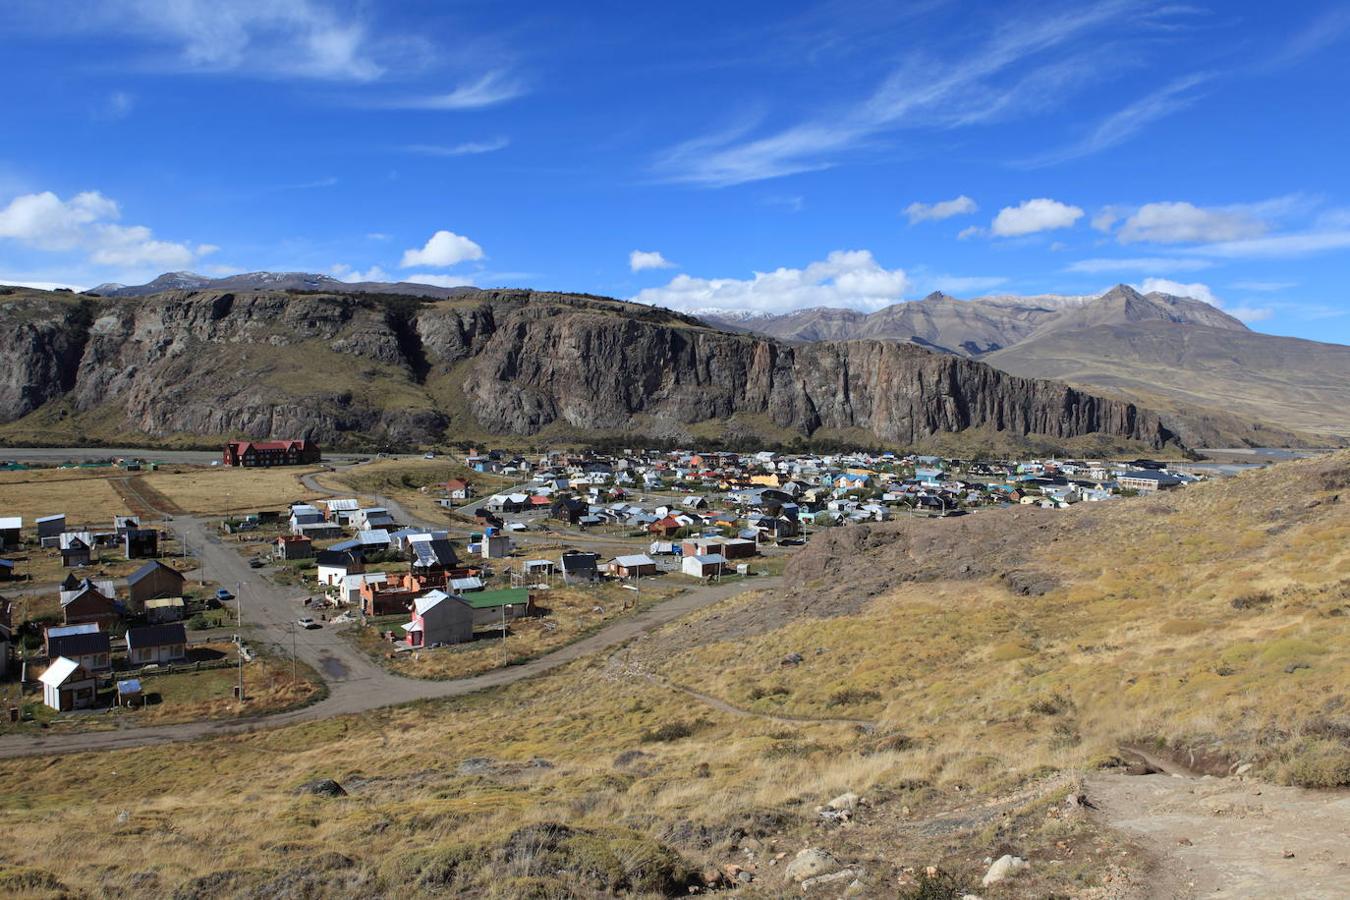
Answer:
[0, 439, 1239, 723]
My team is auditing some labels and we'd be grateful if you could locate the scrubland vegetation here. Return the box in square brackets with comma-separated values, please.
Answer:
[0, 453, 1343, 897]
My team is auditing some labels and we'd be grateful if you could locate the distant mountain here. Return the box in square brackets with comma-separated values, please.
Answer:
[703, 285, 1349, 440]
[86, 270, 476, 300]
[703, 285, 1246, 354]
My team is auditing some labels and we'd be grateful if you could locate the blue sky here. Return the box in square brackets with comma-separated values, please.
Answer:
[1, 1, 1349, 342]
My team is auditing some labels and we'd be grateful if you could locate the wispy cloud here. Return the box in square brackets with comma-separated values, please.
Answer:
[1267, 7, 1350, 69]
[1186, 230, 1350, 259]
[386, 70, 526, 110]
[99, 0, 388, 82]
[1066, 256, 1213, 274]
[652, 2, 1140, 186]
[905, 195, 977, 224]
[401, 137, 510, 157]
[1020, 72, 1210, 167]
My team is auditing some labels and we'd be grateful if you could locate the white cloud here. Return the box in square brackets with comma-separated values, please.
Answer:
[1137, 277, 1220, 306]
[0, 278, 87, 292]
[1021, 73, 1210, 167]
[387, 71, 525, 110]
[1066, 256, 1213, 274]
[956, 225, 984, 240]
[402, 137, 510, 157]
[1118, 201, 1267, 244]
[330, 263, 389, 282]
[405, 273, 475, 288]
[107, 0, 385, 81]
[1187, 230, 1350, 259]
[629, 250, 675, 272]
[990, 198, 1083, 237]
[632, 250, 908, 314]
[1230, 280, 1297, 292]
[904, 195, 977, 224]
[0, 189, 214, 269]
[399, 230, 484, 268]
[1091, 206, 1125, 233]
[1135, 277, 1272, 324]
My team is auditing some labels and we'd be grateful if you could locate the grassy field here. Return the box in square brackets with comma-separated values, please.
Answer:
[0, 454, 1342, 897]
[348, 580, 686, 680]
[0, 468, 132, 526]
[138, 465, 325, 515]
[0, 645, 321, 735]
[316, 456, 516, 525]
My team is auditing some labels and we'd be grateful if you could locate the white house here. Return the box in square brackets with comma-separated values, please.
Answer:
[39, 657, 97, 711]
[682, 553, 729, 579]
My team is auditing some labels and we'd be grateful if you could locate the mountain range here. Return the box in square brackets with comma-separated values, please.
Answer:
[0, 273, 1343, 452]
[706, 286, 1350, 440]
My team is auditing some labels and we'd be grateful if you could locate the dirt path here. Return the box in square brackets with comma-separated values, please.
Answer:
[1088, 772, 1350, 898]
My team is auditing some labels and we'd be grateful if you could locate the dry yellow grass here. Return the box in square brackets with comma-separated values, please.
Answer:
[139, 465, 325, 515]
[0, 469, 132, 526]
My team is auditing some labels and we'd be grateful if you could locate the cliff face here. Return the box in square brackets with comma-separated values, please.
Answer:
[0, 287, 1181, 450]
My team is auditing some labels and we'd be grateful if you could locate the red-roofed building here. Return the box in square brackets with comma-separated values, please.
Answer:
[222, 439, 321, 467]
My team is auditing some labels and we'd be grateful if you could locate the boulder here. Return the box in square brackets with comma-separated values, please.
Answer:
[827, 792, 860, 811]
[295, 778, 346, 797]
[784, 848, 841, 883]
[981, 855, 1028, 887]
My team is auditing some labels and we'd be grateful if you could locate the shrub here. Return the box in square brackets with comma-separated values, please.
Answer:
[188, 613, 211, 630]
[639, 721, 695, 743]
[1279, 740, 1350, 788]
[826, 687, 882, 708]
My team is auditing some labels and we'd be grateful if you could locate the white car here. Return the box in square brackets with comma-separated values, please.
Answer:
[297, 617, 320, 629]
[423, 451, 436, 459]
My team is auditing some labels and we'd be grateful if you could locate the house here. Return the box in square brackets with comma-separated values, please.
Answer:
[340, 572, 388, 606]
[145, 596, 185, 624]
[315, 549, 364, 587]
[222, 439, 321, 467]
[445, 478, 473, 500]
[45, 624, 111, 672]
[352, 507, 397, 532]
[113, 515, 139, 538]
[296, 521, 344, 540]
[60, 579, 119, 627]
[125, 623, 188, 665]
[289, 504, 324, 533]
[323, 498, 360, 523]
[36, 514, 66, 546]
[408, 534, 458, 572]
[720, 538, 758, 560]
[359, 577, 417, 616]
[522, 559, 555, 578]
[449, 575, 485, 593]
[559, 550, 600, 584]
[681, 537, 724, 558]
[481, 532, 512, 559]
[39, 657, 98, 711]
[123, 527, 159, 559]
[459, 587, 537, 629]
[0, 559, 12, 582]
[0, 517, 21, 550]
[274, 535, 314, 560]
[356, 529, 392, 553]
[59, 531, 94, 567]
[126, 560, 185, 610]
[1118, 470, 1184, 493]
[682, 553, 729, 579]
[404, 591, 474, 647]
[609, 554, 657, 578]
[647, 515, 683, 538]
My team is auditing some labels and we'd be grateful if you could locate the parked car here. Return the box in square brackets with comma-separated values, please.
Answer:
[297, 617, 320, 629]
[423, 451, 436, 459]
[216, 587, 235, 602]
[249, 558, 265, 569]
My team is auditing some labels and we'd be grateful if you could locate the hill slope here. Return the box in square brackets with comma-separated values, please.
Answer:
[0, 453, 1344, 896]
[0, 285, 1198, 452]
[985, 321, 1350, 439]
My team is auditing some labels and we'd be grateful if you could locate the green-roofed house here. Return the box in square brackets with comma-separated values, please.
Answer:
[460, 587, 537, 629]
[405, 587, 537, 647]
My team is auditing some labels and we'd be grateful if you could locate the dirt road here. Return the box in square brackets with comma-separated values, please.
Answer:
[1088, 772, 1350, 898]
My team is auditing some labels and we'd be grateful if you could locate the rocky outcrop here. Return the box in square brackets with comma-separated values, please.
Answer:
[0, 286, 1182, 450]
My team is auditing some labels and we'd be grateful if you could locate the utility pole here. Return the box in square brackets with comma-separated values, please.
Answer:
[291, 622, 297, 686]
[236, 580, 245, 702]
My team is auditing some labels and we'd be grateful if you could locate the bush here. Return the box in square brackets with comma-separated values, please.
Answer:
[826, 687, 882, 708]
[639, 721, 696, 743]
[1280, 740, 1350, 788]
[188, 613, 211, 630]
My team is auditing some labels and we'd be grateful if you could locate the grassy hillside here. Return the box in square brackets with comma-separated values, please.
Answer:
[0, 454, 1344, 896]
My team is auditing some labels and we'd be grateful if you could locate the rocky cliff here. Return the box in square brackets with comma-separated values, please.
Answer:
[0, 286, 1186, 450]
